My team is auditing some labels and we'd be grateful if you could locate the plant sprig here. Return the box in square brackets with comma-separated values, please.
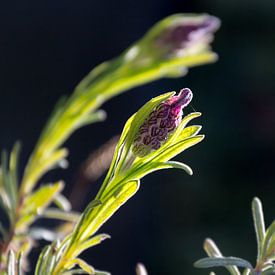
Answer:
[0, 13, 220, 274]
[194, 197, 275, 275]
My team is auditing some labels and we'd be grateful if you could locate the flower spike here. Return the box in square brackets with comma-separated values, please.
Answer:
[132, 88, 193, 157]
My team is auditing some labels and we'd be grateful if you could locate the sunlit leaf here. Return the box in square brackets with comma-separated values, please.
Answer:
[40, 208, 80, 223]
[53, 193, 72, 211]
[263, 221, 275, 259]
[16, 181, 64, 230]
[65, 258, 95, 274]
[153, 135, 204, 163]
[30, 227, 59, 242]
[21, 149, 68, 195]
[126, 161, 193, 181]
[77, 180, 140, 242]
[7, 250, 16, 275]
[78, 234, 111, 255]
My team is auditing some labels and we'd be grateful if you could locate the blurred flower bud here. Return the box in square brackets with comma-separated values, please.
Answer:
[132, 88, 193, 157]
[153, 14, 220, 58]
[122, 14, 220, 79]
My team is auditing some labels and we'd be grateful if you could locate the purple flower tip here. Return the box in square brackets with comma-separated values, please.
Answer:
[172, 88, 193, 108]
[132, 88, 193, 157]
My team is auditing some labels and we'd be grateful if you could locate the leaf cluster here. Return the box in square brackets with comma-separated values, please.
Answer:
[194, 198, 275, 275]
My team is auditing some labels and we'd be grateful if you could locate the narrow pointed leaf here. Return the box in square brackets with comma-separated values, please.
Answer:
[94, 270, 111, 275]
[78, 234, 111, 254]
[77, 180, 140, 242]
[242, 269, 250, 275]
[165, 112, 202, 147]
[40, 208, 80, 223]
[30, 227, 59, 241]
[7, 250, 16, 275]
[97, 115, 134, 198]
[76, 109, 107, 128]
[262, 267, 275, 275]
[178, 125, 202, 141]
[263, 220, 275, 258]
[203, 239, 241, 275]
[21, 148, 68, 195]
[17, 252, 23, 275]
[252, 197, 266, 260]
[194, 257, 253, 270]
[128, 160, 193, 181]
[136, 263, 148, 275]
[9, 141, 21, 192]
[154, 135, 204, 163]
[53, 193, 72, 211]
[16, 181, 64, 230]
[1, 150, 16, 214]
[65, 258, 95, 274]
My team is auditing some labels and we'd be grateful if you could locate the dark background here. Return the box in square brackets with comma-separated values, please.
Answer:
[0, 0, 275, 274]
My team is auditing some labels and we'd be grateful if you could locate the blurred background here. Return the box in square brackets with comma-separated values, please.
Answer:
[0, 0, 275, 274]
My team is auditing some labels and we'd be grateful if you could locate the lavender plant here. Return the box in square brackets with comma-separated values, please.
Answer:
[0, 13, 222, 274]
[194, 198, 275, 275]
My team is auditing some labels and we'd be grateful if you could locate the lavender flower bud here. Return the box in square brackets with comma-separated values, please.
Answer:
[132, 88, 193, 157]
[154, 14, 220, 58]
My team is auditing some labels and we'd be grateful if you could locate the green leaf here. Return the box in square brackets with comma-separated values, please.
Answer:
[77, 180, 140, 242]
[125, 160, 193, 181]
[0, 146, 23, 225]
[96, 115, 135, 198]
[203, 238, 222, 258]
[35, 246, 48, 275]
[194, 257, 253, 270]
[7, 250, 16, 275]
[136, 263, 148, 275]
[30, 227, 59, 242]
[65, 258, 95, 274]
[1, 150, 16, 215]
[17, 252, 23, 275]
[9, 141, 21, 194]
[21, 148, 68, 195]
[34, 244, 58, 275]
[242, 268, 251, 275]
[203, 239, 241, 275]
[53, 193, 72, 211]
[153, 135, 205, 163]
[263, 220, 275, 259]
[76, 109, 107, 128]
[262, 267, 275, 275]
[177, 124, 202, 141]
[40, 208, 80, 223]
[252, 197, 266, 261]
[53, 181, 140, 274]
[164, 112, 202, 147]
[68, 199, 102, 244]
[78, 234, 111, 254]
[94, 271, 111, 275]
[62, 269, 111, 275]
[16, 181, 64, 230]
